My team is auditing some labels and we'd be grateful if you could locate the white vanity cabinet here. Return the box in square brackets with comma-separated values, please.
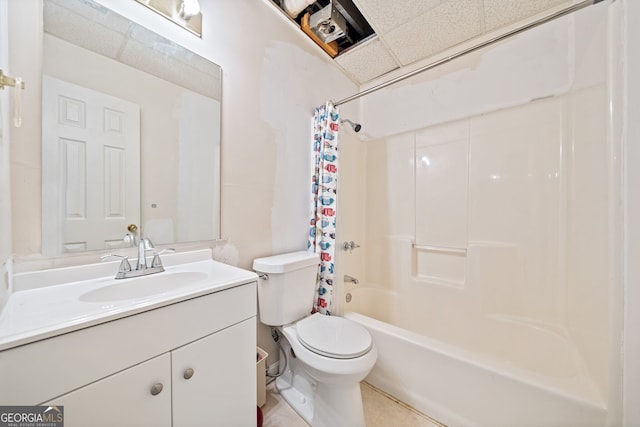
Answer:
[44, 354, 173, 427]
[172, 318, 255, 426]
[44, 318, 255, 427]
[0, 278, 257, 427]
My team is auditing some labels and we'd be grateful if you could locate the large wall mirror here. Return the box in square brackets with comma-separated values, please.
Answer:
[35, 0, 221, 256]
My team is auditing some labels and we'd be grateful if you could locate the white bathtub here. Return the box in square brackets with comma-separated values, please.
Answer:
[344, 287, 607, 427]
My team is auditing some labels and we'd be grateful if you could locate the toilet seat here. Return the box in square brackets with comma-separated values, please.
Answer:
[296, 313, 372, 359]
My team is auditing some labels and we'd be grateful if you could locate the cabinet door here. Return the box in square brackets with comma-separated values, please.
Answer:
[172, 317, 256, 427]
[44, 354, 171, 427]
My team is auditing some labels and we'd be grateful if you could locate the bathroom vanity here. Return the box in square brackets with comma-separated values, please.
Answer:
[0, 250, 257, 427]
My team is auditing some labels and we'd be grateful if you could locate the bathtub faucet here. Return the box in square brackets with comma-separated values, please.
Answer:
[344, 274, 359, 285]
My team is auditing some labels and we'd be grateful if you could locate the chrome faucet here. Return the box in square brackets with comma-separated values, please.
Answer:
[101, 238, 174, 279]
[344, 274, 359, 285]
[136, 238, 154, 271]
[133, 238, 170, 276]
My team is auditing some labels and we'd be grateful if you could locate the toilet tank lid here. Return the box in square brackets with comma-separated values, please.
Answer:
[253, 251, 320, 274]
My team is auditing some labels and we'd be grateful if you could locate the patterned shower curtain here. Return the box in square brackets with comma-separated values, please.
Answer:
[308, 101, 339, 315]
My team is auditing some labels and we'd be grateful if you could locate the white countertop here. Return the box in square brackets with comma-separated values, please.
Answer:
[0, 250, 257, 351]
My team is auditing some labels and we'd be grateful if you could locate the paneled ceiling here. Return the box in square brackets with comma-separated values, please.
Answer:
[271, 0, 574, 83]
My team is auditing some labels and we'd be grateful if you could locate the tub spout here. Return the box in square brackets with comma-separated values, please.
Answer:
[344, 274, 359, 285]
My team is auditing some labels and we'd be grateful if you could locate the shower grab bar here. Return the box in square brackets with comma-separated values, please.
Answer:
[412, 244, 467, 255]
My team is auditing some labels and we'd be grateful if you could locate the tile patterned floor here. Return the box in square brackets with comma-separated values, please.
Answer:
[262, 381, 445, 427]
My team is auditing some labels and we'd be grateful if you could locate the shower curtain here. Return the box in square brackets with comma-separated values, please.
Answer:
[308, 101, 339, 315]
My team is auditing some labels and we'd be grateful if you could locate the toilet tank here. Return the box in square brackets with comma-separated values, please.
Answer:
[253, 251, 320, 326]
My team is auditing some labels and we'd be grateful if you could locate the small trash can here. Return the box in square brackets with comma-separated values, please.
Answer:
[256, 346, 269, 407]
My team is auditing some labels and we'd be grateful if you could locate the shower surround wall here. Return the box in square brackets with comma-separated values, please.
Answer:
[341, 2, 620, 425]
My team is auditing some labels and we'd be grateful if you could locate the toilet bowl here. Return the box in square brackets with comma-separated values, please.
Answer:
[253, 251, 377, 427]
[279, 315, 377, 426]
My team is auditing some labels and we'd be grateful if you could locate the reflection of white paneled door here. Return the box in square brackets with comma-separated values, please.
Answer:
[42, 75, 140, 255]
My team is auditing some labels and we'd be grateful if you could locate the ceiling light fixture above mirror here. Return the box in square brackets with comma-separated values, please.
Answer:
[134, 0, 202, 37]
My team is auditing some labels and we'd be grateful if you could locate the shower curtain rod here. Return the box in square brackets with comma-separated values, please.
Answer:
[334, 0, 605, 106]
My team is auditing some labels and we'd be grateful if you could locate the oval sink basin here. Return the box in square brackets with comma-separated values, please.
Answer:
[79, 272, 208, 302]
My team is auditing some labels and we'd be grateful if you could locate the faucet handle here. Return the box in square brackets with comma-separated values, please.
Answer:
[150, 248, 175, 268]
[100, 254, 132, 274]
[150, 254, 162, 269]
[100, 253, 127, 262]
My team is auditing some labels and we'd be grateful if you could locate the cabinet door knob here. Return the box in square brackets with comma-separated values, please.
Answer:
[150, 383, 164, 396]
[183, 368, 195, 380]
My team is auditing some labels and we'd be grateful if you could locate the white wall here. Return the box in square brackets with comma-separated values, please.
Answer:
[0, 0, 12, 308]
[7, 0, 42, 256]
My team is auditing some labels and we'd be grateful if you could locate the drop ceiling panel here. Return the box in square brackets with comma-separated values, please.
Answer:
[335, 37, 399, 82]
[381, 0, 484, 66]
[351, 0, 443, 34]
[483, 0, 569, 31]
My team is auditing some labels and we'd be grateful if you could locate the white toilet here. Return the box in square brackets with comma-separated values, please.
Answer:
[253, 251, 377, 427]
